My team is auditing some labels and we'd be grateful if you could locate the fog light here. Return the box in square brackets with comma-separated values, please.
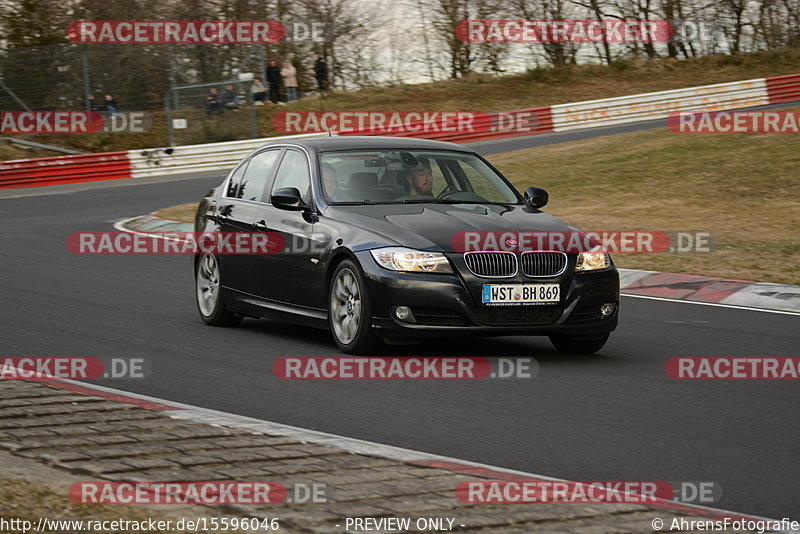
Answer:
[600, 303, 616, 317]
[395, 306, 411, 320]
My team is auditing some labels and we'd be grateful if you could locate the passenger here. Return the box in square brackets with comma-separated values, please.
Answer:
[322, 163, 338, 200]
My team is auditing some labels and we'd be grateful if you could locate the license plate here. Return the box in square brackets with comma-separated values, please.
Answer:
[481, 284, 560, 305]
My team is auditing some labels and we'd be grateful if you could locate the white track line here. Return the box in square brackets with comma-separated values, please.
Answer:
[621, 293, 800, 316]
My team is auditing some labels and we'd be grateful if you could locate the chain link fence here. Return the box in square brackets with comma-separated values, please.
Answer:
[0, 42, 315, 147]
[166, 80, 259, 146]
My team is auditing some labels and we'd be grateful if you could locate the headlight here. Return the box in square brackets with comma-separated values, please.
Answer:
[370, 247, 452, 273]
[575, 247, 610, 272]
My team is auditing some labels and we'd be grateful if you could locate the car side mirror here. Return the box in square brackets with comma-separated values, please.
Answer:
[523, 187, 548, 209]
[271, 187, 306, 210]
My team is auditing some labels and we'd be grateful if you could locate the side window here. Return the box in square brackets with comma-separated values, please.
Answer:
[271, 150, 311, 204]
[457, 160, 504, 201]
[430, 159, 447, 194]
[225, 160, 249, 198]
[239, 149, 280, 202]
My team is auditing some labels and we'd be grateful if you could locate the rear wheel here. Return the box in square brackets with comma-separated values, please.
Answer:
[196, 253, 242, 326]
[549, 333, 609, 355]
[328, 259, 382, 354]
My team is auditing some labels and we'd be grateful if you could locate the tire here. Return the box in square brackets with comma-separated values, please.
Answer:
[328, 259, 382, 354]
[549, 333, 610, 355]
[195, 253, 242, 326]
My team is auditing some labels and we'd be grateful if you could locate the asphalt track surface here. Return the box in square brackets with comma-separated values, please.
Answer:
[1, 125, 799, 522]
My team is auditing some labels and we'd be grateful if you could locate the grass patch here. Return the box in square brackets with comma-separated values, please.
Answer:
[155, 202, 198, 223]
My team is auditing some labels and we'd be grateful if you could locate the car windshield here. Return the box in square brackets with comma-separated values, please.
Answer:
[319, 150, 521, 205]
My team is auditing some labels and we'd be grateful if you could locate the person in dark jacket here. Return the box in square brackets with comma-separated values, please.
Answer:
[266, 61, 281, 103]
[205, 88, 222, 116]
[221, 85, 239, 111]
[103, 94, 118, 115]
[312, 55, 327, 92]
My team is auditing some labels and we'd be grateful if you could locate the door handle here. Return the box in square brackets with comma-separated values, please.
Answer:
[254, 219, 268, 231]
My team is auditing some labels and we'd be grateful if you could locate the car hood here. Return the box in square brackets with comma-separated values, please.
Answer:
[325, 203, 575, 252]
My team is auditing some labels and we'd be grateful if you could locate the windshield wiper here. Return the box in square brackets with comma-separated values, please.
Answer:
[399, 197, 486, 204]
[400, 198, 436, 204]
[435, 198, 469, 203]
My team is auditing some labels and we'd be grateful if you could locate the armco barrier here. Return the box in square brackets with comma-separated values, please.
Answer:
[550, 78, 770, 131]
[0, 151, 131, 189]
[128, 132, 327, 179]
[765, 73, 800, 104]
[2, 72, 799, 190]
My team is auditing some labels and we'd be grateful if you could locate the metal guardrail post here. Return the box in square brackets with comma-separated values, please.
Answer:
[82, 45, 91, 112]
[0, 78, 31, 111]
[165, 94, 176, 147]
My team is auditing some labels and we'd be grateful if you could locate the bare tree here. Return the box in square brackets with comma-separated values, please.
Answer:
[294, 0, 381, 89]
[515, 0, 585, 67]
[570, 0, 615, 64]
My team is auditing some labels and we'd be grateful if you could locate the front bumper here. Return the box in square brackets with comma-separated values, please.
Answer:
[355, 250, 619, 339]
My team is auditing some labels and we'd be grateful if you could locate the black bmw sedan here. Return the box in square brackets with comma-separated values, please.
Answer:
[194, 136, 619, 354]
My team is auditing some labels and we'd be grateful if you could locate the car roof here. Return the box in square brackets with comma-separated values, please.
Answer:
[257, 136, 477, 154]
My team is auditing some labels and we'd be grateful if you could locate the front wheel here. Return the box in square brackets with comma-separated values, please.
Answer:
[195, 253, 242, 326]
[328, 259, 382, 354]
[549, 333, 610, 355]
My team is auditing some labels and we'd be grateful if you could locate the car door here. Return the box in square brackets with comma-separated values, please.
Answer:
[217, 148, 282, 292]
[249, 148, 319, 307]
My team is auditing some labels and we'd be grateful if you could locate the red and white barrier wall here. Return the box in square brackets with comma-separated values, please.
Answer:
[0, 151, 131, 189]
[1, 73, 799, 190]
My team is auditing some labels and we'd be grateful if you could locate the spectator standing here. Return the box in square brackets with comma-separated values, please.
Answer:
[281, 61, 298, 102]
[86, 94, 96, 111]
[251, 78, 267, 105]
[312, 55, 328, 92]
[266, 61, 281, 104]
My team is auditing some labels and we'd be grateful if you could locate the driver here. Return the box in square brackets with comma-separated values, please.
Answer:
[406, 158, 433, 196]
